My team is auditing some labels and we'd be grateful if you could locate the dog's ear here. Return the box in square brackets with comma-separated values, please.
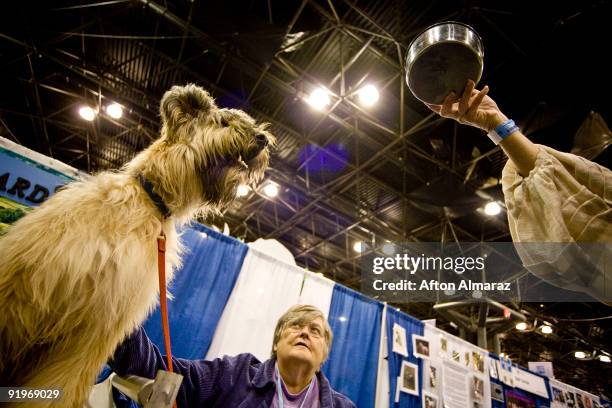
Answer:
[160, 84, 217, 140]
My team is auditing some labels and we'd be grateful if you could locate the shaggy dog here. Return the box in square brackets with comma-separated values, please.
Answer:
[0, 84, 273, 407]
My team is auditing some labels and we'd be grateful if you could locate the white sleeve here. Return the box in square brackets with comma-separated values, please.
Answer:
[501, 145, 612, 301]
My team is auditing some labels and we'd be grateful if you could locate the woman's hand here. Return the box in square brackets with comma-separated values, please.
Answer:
[426, 80, 538, 177]
[425, 80, 507, 132]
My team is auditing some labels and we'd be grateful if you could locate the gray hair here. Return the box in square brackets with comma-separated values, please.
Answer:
[271, 304, 333, 361]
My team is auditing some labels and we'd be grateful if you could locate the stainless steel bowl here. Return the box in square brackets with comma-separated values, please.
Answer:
[405, 22, 484, 104]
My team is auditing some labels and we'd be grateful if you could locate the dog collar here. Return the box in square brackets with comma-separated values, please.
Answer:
[137, 174, 171, 218]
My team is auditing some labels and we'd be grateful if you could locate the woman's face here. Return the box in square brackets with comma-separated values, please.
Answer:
[274, 316, 327, 371]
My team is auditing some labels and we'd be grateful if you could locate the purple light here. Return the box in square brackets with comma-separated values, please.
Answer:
[298, 143, 348, 175]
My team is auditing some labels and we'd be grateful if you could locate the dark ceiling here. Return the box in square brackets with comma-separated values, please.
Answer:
[1, 0, 610, 396]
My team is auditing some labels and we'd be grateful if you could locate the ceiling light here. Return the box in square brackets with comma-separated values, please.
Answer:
[515, 322, 528, 331]
[484, 201, 501, 215]
[307, 88, 330, 111]
[106, 103, 123, 119]
[599, 355, 611, 363]
[574, 351, 586, 359]
[540, 325, 553, 335]
[262, 183, 279, 198]
[358, 84, 379, 107]
[236, 184, 251, 197]
[79, 106, 96, 121]
[353, 241, 364, 253]
[499, 352, 506, 358]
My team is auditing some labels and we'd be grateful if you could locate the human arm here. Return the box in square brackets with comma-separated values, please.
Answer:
[425, 79, 539, 177]
[108, 326, 224, 406]
[426, 82, 612, 302]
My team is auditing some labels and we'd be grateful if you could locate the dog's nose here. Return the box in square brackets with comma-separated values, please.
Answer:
[255, 133, 268, 148]
[242, 134, 269, 162]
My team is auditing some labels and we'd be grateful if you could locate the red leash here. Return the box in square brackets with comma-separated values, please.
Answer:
[157, 227, 178, 408]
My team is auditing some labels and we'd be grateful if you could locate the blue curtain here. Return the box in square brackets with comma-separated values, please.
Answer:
[143, 223, 248, 359]
[323, 284, 383, 408]
[386, 307, 424, 408]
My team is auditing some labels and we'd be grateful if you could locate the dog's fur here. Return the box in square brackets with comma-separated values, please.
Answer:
[0, 84, 273, 407]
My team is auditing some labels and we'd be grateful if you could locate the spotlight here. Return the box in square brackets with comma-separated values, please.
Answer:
[338, 316, 347, 322]
[599, 355, 611, 363]
[540, 325, 553, 335]
[498, 352, 506, 358]
[353, 241, 364, 253]
[106, 103, 123, 119]
[307, 88, 330, 111]
[515, 322, 528, 331]
[574, 351, 586, 359]
[262, 182, 279, 198]
[78, 106, 96, 121]
[484, 202, 501, 215]
[358, 84, 379, 107]
[236, 184, 251, 197]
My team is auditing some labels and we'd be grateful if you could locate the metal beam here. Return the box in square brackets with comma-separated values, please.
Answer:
[124, 39, 434, 239]
[139, 0, 436, 174]
[26, 54, 53, 157]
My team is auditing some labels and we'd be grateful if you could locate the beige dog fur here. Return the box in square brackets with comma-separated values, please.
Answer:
[0, 84, 273, 407]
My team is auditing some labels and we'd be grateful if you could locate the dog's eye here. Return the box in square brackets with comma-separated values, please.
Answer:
[220, 118, 229, 127]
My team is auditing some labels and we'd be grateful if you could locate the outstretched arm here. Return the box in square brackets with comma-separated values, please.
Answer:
[426, 80, 539, 177]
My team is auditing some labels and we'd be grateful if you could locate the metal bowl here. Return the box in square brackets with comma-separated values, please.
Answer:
[405, 22, 484, 105]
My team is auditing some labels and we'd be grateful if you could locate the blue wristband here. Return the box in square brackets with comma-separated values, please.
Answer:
[487, 119, 519, 145]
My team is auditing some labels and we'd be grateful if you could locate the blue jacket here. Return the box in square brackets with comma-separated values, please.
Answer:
[109, 327, 356, 408]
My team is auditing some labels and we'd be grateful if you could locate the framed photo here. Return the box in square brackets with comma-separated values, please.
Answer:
[551, 386, 565, 403]
[565, 392, 576, 408]
[412, 335, 430, 359]
[399, 360, 419, 396]
[472, 375, 484, 400]
[451, 349, 461, 364]
[392, 323, 408, 357]
[428, 364, 438, 389]
[472, 351, 485, 373]
[491, 382, 504, 402]
[422, 391, 438, 408]
[489, 357, 499, 379]
[439, 336, 448, 359]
